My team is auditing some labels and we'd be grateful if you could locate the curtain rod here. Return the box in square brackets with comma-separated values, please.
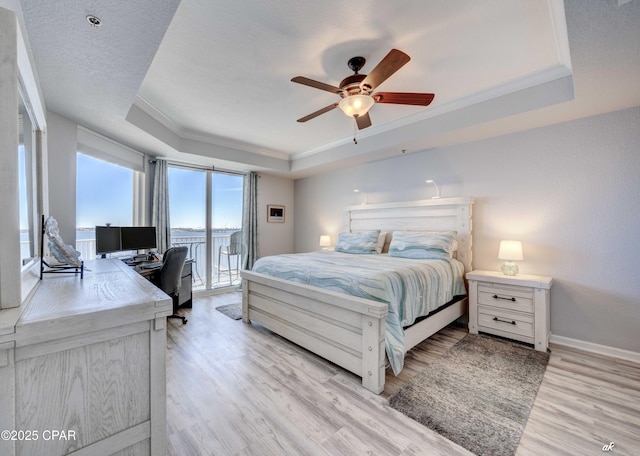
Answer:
[148, 159, 213, 171]
[148, 159, 247, 176]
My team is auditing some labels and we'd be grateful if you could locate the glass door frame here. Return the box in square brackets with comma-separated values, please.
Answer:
[167, 164, 245, 294]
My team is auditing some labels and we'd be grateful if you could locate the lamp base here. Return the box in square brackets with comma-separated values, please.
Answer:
[501, 261, 519, 276]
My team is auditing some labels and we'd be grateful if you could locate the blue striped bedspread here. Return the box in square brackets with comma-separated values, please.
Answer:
[252, 251, 466, 375]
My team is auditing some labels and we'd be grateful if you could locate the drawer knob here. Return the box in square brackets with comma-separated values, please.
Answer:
[493, 316, 516, 325]
[493, 294, 516, 302]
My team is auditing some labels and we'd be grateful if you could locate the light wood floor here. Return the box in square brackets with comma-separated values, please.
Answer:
[166, 293, 640, 455]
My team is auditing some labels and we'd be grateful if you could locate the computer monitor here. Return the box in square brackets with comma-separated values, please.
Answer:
[95, 226, 122, 256]
[121, 226, 157, 251]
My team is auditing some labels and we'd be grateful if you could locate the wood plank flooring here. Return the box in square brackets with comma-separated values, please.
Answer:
[166, 293, 640, 455]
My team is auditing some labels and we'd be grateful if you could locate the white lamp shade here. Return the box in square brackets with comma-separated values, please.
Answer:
[338, 95, 375, 117]
[498, 240, 524, 261]
[319, 235, 331, 248]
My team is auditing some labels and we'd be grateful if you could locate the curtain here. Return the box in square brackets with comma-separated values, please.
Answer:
[242, 172, 258, 270]
[152, 159, 171, 253]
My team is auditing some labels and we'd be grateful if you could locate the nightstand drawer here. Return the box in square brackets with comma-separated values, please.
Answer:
[478, 283, 533, 313]
[478, 306, 534, 338]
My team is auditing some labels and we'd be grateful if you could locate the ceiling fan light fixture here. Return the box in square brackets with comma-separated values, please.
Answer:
[338, 95, 375, 118]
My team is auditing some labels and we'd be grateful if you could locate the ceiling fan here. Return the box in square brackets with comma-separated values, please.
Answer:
[291, 49, 435, 130]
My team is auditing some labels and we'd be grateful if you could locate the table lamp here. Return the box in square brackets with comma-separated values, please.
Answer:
[319, 235, 331, 250]
[498, 240, 523, 276]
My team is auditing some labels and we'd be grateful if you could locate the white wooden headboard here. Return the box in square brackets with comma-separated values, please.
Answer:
[345, 197, 474, 273]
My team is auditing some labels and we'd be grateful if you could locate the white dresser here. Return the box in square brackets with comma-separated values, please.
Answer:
[0, 259, 172, 456]
[467, 270, 553, 352]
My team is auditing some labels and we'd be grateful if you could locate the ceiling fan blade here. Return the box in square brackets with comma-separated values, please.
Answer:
[355, 112, 372, 130]
[372, 92, 435, 106]
[296, 103, 339, 123]
[360, 49, 411, 91]
[291, 76, 341, 94]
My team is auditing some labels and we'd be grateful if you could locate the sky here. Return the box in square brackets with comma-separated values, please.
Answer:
[168, 167, 243, 229]
[19, 145, 28, 230]
[75, 153, 243, 230]
[76, 154, 133, 227]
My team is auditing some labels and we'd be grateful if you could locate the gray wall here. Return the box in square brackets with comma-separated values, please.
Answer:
[294, 106, 640, 353]
[257, 173, 295, 258]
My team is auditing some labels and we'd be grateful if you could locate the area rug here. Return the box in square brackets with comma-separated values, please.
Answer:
[215, 303, 242, 320]
[388, 333, 549, 456]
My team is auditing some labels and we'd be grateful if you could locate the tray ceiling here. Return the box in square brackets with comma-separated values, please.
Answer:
[17, 0, 640, 177]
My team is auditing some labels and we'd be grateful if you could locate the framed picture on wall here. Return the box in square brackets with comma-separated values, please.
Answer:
[267, 204, 285, 223]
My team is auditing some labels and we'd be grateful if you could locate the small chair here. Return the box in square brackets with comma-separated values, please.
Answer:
[154, 246, 189, 324]
[218, 231, 242, 284]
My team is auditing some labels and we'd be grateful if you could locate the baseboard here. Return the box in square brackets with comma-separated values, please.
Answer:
[193, 285, 241, 299]
[550, 334, 640, 364]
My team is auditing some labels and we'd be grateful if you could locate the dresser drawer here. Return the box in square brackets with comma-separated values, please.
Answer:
[478, 306, 534, 338]
[478, 282, 533, 313]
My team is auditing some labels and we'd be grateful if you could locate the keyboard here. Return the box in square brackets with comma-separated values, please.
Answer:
[123, 258, 144, 266]
[139, 262, 163, 270]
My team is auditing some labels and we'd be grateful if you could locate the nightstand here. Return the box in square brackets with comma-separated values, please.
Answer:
[467, 270, 553, 352]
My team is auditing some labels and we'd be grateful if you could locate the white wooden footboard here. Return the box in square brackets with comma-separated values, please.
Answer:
[241, 270, 388, 393]
[241, 197, 473, 394]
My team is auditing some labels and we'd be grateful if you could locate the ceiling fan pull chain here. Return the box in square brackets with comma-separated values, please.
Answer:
[353, 118, 358, 144]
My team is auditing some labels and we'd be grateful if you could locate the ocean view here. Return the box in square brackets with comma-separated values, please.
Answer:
[22, 228, 239, 261]
[22, 228, 238, 243]
[22, 227, 242, 289]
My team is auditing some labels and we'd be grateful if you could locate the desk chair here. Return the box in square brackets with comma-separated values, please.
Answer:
[154, 246, 189, 324]
[171, 240, 204, 286]
[218, 230, 242, 284]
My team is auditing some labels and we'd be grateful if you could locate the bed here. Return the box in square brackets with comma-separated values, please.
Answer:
[241, 197, 473, 393]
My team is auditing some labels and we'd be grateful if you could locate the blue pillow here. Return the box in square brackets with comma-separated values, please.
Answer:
[334, 230, 380, 254]
[388, 231, 457, 259]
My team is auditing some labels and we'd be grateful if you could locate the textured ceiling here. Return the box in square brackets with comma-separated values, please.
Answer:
[20, 0, 180, 120]
[16, 0, 640, 177]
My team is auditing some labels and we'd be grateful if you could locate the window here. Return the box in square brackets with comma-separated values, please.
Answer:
[18, 100, 37, 267]
[76, 153, 135, 259]
[167, 166, 243, 291]
[211, 173, 243, 287]
[18, 144, 31, 263]
[168, 166, 206, 290]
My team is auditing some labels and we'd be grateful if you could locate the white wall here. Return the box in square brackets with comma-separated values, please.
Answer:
[0, 6, 21, 309]
[257, 173, 295, 257]
[46, 111, 77, 245]
[294, 106, 640, 353]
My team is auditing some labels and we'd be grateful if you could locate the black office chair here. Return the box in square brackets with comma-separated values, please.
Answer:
[154, 246, 189, 324]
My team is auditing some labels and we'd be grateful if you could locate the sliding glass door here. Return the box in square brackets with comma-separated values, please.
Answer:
[167, 166, 243, 291]
[211, 173, 243, 287]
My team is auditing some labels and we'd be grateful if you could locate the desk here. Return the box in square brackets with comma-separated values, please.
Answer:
[135, 260, 193, 309]
[0, 259, 171, 455]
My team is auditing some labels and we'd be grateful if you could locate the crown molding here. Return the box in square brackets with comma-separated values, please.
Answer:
[291, 62, 573, 161]
[133, 95, 289, 161]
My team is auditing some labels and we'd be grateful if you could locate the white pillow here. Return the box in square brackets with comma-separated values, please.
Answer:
[388, 231, 458, 259]
[335, 230, 380, 254]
